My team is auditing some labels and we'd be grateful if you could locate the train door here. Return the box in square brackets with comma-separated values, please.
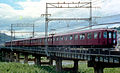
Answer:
[94, 32, 98, 45]
[108, 31, 113, 46]
[103, 31, 108, 46]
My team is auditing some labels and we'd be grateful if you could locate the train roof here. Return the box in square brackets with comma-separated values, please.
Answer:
[54, 28, 117, 37]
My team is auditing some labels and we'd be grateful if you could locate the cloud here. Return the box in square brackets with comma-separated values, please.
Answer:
[0, 0, 120, 38]
[100, 0, 120, 16]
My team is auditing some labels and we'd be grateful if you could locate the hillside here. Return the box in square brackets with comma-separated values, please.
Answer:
[0, 33, 18, 44]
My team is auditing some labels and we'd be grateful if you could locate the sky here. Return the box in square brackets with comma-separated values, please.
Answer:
[0, 0, 120, 38]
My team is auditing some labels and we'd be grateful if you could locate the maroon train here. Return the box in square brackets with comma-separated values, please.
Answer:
[5, 28, 117, 48]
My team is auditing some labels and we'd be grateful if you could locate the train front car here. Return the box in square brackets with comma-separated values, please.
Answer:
[86, 28, 117, 48]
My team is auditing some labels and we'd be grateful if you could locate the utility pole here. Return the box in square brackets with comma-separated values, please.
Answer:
[89, 1, 92, 29]
[0, 31, 1, 42]
[33, 24, 35, 38]
[11, 24, 13, 51]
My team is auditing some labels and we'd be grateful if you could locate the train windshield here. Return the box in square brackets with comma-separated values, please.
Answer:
[109, 32, 112, 38]
[113, 32, 116, 38]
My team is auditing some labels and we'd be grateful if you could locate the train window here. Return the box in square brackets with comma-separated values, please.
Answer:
[56, 37, 59, 41]
[87, 33, 92, 39]
[74, 34, 78, 40]
[80, 35, 82, 40]
[94, 32, 98, 39]
[33, 40, 35, 43]
[67, 36, 69, 40]
[31, 40, 33, 43]
[47, 38, 49, 41]
[99, 32, 101, 38]
[49, 38, 51, 41]
[60, 36, 63, 41]
[32, 40, 34, 43]
[35, 40, 37, 42]
[113, 32, 116, 38]
[53, 37, 55, 41]
[80, 34, 85, 40]
[109, 32, 112, 38]
[30, 40, 33, 43]
[70, 35, 73, 40]
[27, 40, 29, 43]
[103, 32, 107, 38]
[64, 36, 67, 40]
[40, 39, 42, 42]
[50, 38, 52, 41]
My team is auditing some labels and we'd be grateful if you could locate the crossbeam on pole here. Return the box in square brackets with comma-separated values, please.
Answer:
[48, 18, 90, 21]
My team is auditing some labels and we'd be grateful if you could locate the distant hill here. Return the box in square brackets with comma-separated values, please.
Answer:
[0, 33, 20, 44]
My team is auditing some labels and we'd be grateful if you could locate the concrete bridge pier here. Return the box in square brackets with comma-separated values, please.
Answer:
[73, 60, 78, 73]
[1, 51, 7, 62]
[16, 53, 20, 62]
[24, 54, 28, 63]
[49, 58, 53, 65]
[9, 52, 14, 62]
[56, 58, 62, 72]
[35, 55, 41, 66]
[88, 61, 104, 73]
[1, 51, 4, 61]
[5, 52, 9, 62]
[55, 59, 79, 72]
[94, 66, 104, 73]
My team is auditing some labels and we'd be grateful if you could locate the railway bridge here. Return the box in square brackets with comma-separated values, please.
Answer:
[0, 46, 120, 73]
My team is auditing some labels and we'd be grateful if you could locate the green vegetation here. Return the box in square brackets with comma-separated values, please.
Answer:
[0, 61, 120, 73]
[0, 62, 67, 73]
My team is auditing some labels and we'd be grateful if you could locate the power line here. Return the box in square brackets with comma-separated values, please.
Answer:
[67, 22, 120, 32]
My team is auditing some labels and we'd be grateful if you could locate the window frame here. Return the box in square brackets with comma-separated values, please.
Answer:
[87, 33, 92, 39]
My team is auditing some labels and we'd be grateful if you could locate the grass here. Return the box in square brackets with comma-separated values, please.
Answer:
[0, 61, 120, 73]
[0, 62, 67, 73]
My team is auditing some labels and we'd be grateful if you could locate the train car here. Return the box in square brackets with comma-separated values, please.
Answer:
[5, 28, 117, 48]
[50, 28, 117, 48]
